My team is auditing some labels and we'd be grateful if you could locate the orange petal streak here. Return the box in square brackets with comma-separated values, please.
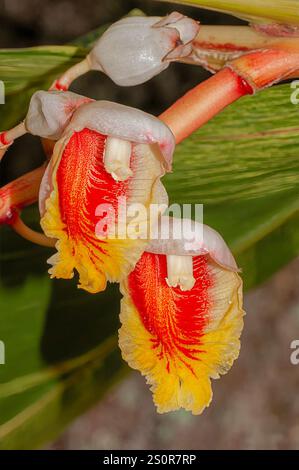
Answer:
[57, 128, 128, 252]
[129, 253, 213, 374]
[119, 252, 244, 414]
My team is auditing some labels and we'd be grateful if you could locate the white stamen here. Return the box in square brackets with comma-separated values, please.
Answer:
[69, 101, 175, 170]
[166, 254, 195, 292]
[104, 136, 133, 182]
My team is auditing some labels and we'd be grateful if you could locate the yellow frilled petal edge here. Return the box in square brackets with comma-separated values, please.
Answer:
[119, 252, 245, 414]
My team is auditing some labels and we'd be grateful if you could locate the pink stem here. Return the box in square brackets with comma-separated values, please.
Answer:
[160, 47, 299, 144]
[160, 67, 253, 144]
[0, 165, 45, 225]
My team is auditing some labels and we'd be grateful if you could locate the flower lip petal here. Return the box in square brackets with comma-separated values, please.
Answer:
[146, 216, 239, 272]
[66, 100, 175, 171]
[40, 127, 168, 293]
[25, 90, 92, 140]
[119, 250, 244, 415]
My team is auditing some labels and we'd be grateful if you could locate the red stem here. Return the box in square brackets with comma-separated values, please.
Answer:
[160, 47, 299, 144]
[160, 67, 253, 144]
[0, 165, 45, 224]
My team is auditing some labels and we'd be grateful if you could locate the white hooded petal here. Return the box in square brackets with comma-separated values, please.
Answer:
[25, 90, 92, 140]
[200, 224, 238, 271]
[146, 216, 238, 272]
[66, 100, 175, 171]
[87, 13, 199, 86]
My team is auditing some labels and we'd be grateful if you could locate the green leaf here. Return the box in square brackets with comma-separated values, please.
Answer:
[0, 46, 87, 129]
[0, 8, 144, 129]
[157, 0, 299, 25]
[165, 83, 299, 290]
[0, 212, 127, 449]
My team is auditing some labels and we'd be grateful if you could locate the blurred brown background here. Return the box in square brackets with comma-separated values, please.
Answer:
[1, 0, 299, 450]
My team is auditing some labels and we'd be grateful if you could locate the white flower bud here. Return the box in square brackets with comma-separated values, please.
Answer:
[87, 12, 200, 86]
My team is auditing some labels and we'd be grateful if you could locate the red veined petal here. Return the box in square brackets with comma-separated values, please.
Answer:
[119, 252, 244, 414]
[41, 128, 167, 293]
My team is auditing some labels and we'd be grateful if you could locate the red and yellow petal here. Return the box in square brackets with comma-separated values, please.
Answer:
[119, 252, 244, 414]
[41, 128, 166, 293]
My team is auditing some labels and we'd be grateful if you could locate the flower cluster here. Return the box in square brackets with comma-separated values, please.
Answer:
[0, 12, 246, 415]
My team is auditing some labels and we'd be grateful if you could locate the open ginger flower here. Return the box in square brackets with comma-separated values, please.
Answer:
[1, 91, 175, 293]
[119, 216, 244, 414]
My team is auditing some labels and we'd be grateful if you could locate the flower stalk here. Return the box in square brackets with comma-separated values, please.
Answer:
[50, 59, 91, 91]
[11, 214, 56, 247]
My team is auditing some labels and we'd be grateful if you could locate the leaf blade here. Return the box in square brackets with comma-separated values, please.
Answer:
[157, 0, 299, 25]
